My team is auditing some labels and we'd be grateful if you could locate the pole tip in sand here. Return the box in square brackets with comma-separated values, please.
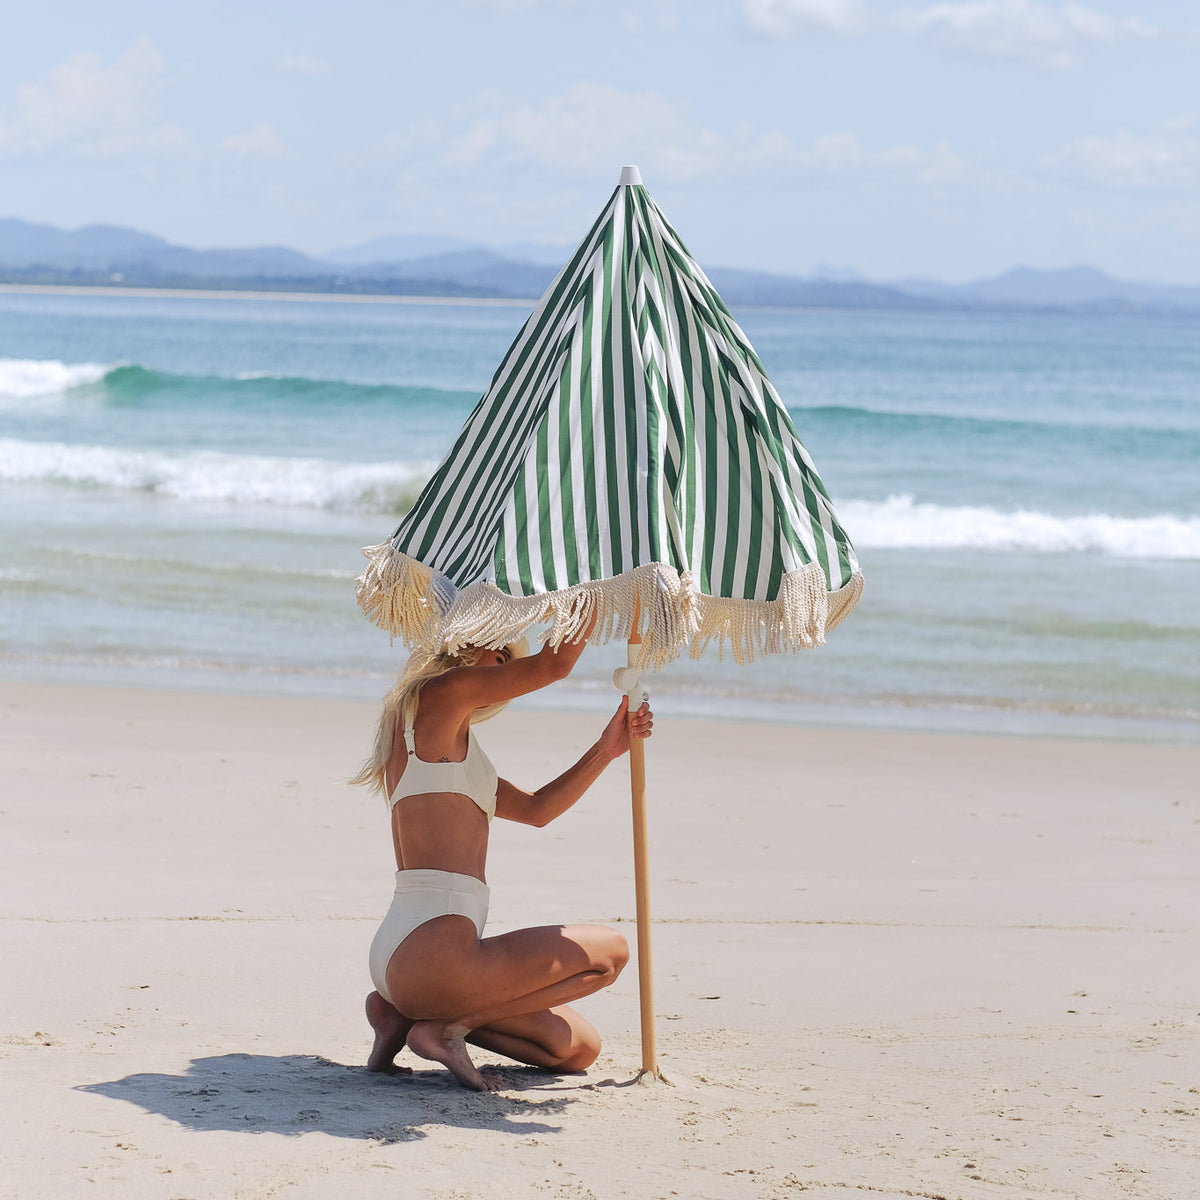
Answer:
[619, 164, 643, 187]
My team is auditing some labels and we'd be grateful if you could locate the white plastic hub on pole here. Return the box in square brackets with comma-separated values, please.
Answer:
[619, 164, 643, 187]
[612, 647, 650, 708]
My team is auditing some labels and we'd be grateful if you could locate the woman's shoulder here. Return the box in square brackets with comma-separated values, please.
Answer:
[420, 662, 494, 711]
[418, 670, 466, 710]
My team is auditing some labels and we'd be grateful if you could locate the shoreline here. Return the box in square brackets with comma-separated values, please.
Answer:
[0, 281, 538, 307]
[6, 281, 1200, 321]
[2, 661, 1195, 747]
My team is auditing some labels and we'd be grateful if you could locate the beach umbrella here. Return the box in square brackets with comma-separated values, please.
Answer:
[357, 165, 863, 1078]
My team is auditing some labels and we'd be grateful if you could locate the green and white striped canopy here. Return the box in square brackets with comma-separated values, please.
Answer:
[357, 167, 862, 667]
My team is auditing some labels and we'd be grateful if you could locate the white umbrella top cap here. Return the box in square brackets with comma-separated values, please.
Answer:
[619, 164, 643, 186]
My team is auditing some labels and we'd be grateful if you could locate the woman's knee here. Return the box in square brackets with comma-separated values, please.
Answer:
[542, 1009, 601, 1071]
[596, 927, 629, 978]
[558, 1023, 601, 1071]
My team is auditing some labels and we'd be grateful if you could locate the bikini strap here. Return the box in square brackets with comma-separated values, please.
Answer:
[402, 726, 416, 753]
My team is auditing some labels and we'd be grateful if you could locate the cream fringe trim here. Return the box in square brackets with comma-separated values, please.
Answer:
[356, 541, 864, 670]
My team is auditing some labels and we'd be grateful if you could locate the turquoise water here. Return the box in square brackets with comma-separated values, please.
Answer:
[1, 289, 1197, 741]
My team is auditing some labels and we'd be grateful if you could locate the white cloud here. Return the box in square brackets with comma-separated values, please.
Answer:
[446, 0, 590, 10]
[272, 54, 332, 77]
[744, 0, 867, 37]
[429, 0, 681, 21]
[219, 122, 289, 159]
[897, 0, 1160, 69]
[440, 84, 744, 182]
[0, 37, 189, 158]
[349, 82, 1003, 197]
[617, 0, 684, 33]
[356, 83, 763, 185]
[787, 130, 1018, 192]
[1044, 114, 1200, 189]
[744, 0, 1164, 68]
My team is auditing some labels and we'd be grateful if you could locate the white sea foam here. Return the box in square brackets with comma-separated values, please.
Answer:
[0, 438, 435, 511]
[3, 438, 1197, 558]
[841, 494, 1200, 560]
[0, 358, 113, 399]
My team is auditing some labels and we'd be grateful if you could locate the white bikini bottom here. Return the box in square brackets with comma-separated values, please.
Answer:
[368, 869, 490, 1007]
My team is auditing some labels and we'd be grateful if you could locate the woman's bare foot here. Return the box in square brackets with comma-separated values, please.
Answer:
[365, 991, 414, 1074]
[406, 1019, 503, 1092]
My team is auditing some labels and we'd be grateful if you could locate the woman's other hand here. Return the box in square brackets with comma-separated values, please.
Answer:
[598, 695, 654, 761]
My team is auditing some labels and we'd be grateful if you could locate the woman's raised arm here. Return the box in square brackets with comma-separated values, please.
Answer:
[425, 614, 596, 721]
[495, 698, 653, 827]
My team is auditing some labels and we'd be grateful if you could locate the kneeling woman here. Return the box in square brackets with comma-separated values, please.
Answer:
[352, 625, 652, 1091]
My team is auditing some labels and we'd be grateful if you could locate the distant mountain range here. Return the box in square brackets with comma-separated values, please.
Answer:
[3, 216, 1200, 313]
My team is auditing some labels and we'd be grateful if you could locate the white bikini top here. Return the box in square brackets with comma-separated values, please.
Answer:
[387, 726, 498, 822]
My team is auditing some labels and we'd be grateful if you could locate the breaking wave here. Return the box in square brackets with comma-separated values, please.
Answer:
[3, 437, 1198, 559]
[4, 358, 1194, 443]
[0, 357, 113, 399]
[0, 357, 478, 409]
[842, 494, 1200, 560]
[0, 438, 434, 512]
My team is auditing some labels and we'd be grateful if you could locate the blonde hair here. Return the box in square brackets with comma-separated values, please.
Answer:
[350, 639, 526, 795]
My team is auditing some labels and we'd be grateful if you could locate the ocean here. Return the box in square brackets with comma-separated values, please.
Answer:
[1, 287, 1197, 743]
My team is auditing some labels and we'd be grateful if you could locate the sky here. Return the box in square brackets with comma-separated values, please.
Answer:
[1, 0, 1199, 283]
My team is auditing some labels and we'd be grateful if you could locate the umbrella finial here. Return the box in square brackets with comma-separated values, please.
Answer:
[619, 164, 643, 187]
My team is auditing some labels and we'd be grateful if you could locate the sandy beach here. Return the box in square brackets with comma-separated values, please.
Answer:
[1, 679, 1197, 1200]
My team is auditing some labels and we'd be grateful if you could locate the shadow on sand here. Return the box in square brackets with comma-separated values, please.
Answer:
[78, 1052, 594, 1142]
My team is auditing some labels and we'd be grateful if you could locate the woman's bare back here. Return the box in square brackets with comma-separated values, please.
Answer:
[385, 702, 490, 878]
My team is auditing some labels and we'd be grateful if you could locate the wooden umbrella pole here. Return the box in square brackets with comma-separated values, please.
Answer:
[626, 609, 662, 1081]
